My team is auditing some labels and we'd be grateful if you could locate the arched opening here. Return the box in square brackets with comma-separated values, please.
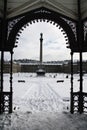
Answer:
[7, 21, 71, 113]
[14, 22, 70, 61]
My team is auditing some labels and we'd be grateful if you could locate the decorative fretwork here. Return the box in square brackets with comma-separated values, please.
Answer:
[71, 92, 87, 114]
[72, 92, 79, 113]
[34, 8, 51, 14]
[83, 92, 87, 113]
[61, 17, 77, 41]
[0, 92, 12, 114]
[8, 16, 24, 39]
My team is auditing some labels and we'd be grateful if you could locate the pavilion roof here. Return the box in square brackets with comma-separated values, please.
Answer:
[0, 0, 87, 20]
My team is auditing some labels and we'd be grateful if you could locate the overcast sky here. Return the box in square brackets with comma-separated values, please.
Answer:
[4, 21, 87, 61]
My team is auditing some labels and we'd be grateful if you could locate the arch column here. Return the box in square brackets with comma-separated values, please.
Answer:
[70, 51, 74, 113]
[0, 51, 4, 92]
[9, 51, 13, 113]
[0, 0, 7, 114]
[77, 0, 84, 114]
[0, 51, 4, 113]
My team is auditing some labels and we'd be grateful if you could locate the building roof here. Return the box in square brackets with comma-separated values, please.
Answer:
[0, 0, 87, 20]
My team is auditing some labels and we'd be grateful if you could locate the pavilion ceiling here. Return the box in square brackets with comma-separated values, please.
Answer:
[0, 0, 87, 20]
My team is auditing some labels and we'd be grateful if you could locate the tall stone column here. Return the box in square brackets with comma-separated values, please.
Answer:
[40, 33, 43, 64]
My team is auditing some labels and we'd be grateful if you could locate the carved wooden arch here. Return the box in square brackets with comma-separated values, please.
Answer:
[7, 8, 76, 51]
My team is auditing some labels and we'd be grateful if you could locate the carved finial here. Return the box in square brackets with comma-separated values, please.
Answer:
[40, 33, 43, 39]
[40, 33, 43, 41]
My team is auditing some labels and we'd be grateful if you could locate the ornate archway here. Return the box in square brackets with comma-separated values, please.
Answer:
[7, 7, 76, 51]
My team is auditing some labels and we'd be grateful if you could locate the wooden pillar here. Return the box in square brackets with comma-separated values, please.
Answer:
[0, 51, 4, 113]
[0, 0, 7, 92]
[70, 51, 74, 113]
[9, 51, 13, 113]
[79, 52, 83, 113]
[10, 51, 13, 92]
[0, 51, 4, 92]
[0, 0, 7, 114]
[77, 0, 84, 113]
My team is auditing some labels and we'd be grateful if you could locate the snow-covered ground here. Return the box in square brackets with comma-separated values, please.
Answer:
[3, 73, 71, 112]
[1, 73, 87, 130]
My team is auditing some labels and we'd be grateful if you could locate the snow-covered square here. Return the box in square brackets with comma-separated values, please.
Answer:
[1, 73, 87, 130]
